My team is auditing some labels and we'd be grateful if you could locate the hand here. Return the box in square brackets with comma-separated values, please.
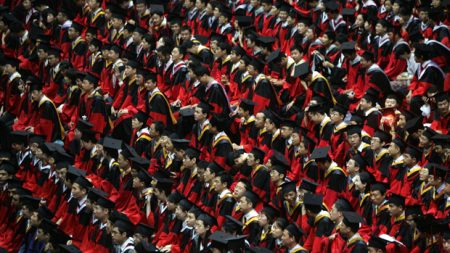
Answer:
[286, 101, 295, 111]
[221, 75, 229, 85]
[25, 126, 34, 133]
[128, 19, 136, 25]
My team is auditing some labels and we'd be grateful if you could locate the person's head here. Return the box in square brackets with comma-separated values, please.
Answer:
[195, 214, 213, 236]
[180, 26, 192, 43]
[112, 219, 133, 245]
[82, 74, 98, 92]
[271, 218, 288, 239]
[388, 139, 405, 157]
[183, 148, 200, 169]
[354, 172, 371, 192]
[339, 212, 362, 238]
[370, 184, 387, 205]
[68, 22, 83, 40]
[347, 126, 362, 148]
[282, 224, 303, 247]
[330, 198, 353, 222]
[92, 197, 113, 221]
[204, 162, 223, 183]
[213, 172, 232, 193]
[290, 46, 305, 63]
[403, 147, 421, 167]
[193, 66, 210, 84]
[238, 191, 258, 213]
[414, 44, 431, 63]
[194, 102, 210, 122]
[320, 31, 335, 46]
[307, 105, 326, 125]
[360, 51, 374, 69]
[71, 177, 91, 200]
[186, 207, 198, 227]
[436, 92, 449, 115]
[247, 148, 265, 167]
[149, 121, 164, 138]
[171, 46, 186, 62]
[255, 111, 267, 129]
[388, 194, 405, 217]
[359, 93, 377, 111]
[233, 179, 250, 199]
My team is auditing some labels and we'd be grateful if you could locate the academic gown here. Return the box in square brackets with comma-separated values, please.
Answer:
[304, 211, 334, 253]
[70, 37, 88, 70]
[146, 88, 177, 129]
[248, 74, 281, 113]
[32, 96, 64, 142]
[249, 165, 271, 203]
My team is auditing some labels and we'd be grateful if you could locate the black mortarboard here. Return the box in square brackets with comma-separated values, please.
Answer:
[77, 118, 93, 131]
[373, 129, 392, 143]
[59, 244, 82, 253]
[178, 198, 193, 211]
[113, 212, 134, 234]
[332, 103, 348, 115]
[9, 131, 29, 145]
[171, 138, 190, 150]
[39, 218, 57, 232]
[341, 41, 356, 51]
[243, 190, 260, 206]
[388, 193, 405, 207]
[250, 57, 265, 73]
[83, 73, 99, 84]
[270, 150, 290, 168]
[240, 98, 257, 112]
[135, 241, 159, 253]
[179, 107, 195, 118]
[133, 110, 149, 123]
[368, 236, 388, 250]
[87, 187, 108, 202]
[4, 56, 21, 68]
[281, 181, 297, 195]
[102, 136, 122, 151]
[265, 110, 282, 127]
[251, 147, 266, 162]
[29, 134, 45, 146]
[272, 164, 288, 176]
[197, 210, 216, 227]
[121, 144, 138, 160]
[342, 211, 363, 231]
[66, 166, 86, 182]
[135, 223, 154, 237]
[310, 146, 330, 160]
[130, 156, 150, 171]
[363, 87, 379, 104]
[209, 231, 230, 250]
[36, 205, 54, 220]
[257, 35, 276, 46]
[426, 163, 447, 178]
[223, 215, 243, 233]
[280, 119, 297, 128]
[150, 4, 164, 15]
[185, 147, 201, 159]
[300, 179, 319, 193]
[293, 62, 310, 78]
[232, 45, 247, 56]
[351, 154, 367, 170]
[404, 145, 422, 161]
[70, 21, 84, 32]
[0, 162, 16, 174]
[90, 38, 102, 49]
[422, 127, 437, 140]
[342, 8, 356, 16]
[154, 177, 173, 192]
[207, 162, 225, 175]
[286, 223, 304, 241]
[431, 134, 450, 148]
[303, 193, 323, 208]
[73, 176, 93, 190]
[405, 205, 422, 217]
[21, 195, 40, 210]
[167, 191, 182, 203]
[96, 195, 115, 209]
[392, 138, 406, 152]
[325, 1, 339, 11]
[49, 227, 71, 245]
[404, 117, 423, 133]
[236, 16, 253, 27]
[346, 125, 362, 136]
[261, 203, 279, 221]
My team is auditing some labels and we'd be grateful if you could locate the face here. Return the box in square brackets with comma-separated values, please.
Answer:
[355, 14, 364, 27]
[195, 220, 208, 236]
[346, 159, 358, 174]
[283, 191, 297, 204]
[30, 211, 40, 226]
[171, 47, 183, 61]
[213, 177, 225, 193]
[47, 54, 59, 66]
[348, 133, 361, 148]
[264, 119, 276, 132]
[180, 30, 191, 42]
[330, 110, 344, 124]
[271, 222, 284, 238]
[136, 3, 146, 14]
[175, 205, 187, 220]
[194, 107, 207, 122]
[437, 100, 449, 115]
[388, 142, 401, 156]
[186, 212, 196, 227]
[93, 204, 108, 220]
[151, 14, 162, 25]
[370, 137, 383, 151]
[258, 212, 269, 227]
[71, 183, 85, 199]
[370, 190, 385, 205]
[443, 239, 450, 253]
[111, 227, 126, 245]
[81, 79, 94, 92]
[203, 168, 215, 183]
[30, 90, 42, 102]
[0, 170, 10, 183]
[255, 112, 266, 128]
[359, 98, 371, 111]
[246, 153, 257, 167]
[281, 126, 293, 139]
[330, 203, 341, 222]
[319, 34, 331, 46]
[117, 153, 129, 169]
[270, 169, 282, 182]
[354, 174, 366, 191]
[290, 49, 303, 62]
[281, 229, 294, 247]
[388, 203, 403, 217]
[68, 27, 78, 40]
[238, 196, 252, 212]
[233, 182, 246, 198]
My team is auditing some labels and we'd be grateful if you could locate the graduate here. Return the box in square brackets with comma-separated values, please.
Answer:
[339, 212, 368, 253]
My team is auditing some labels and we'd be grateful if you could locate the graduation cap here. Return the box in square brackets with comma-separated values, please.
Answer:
[341, 41, 356, 52]
[188, 204, 203, 218]
[351, 154, 367, 170]
[373, 129, 392, 143]
[135, 241, 159, 253]
[73, 175, 93, 190]
[83, 72, 99, 84]
[281, 181, 297, 195]
[9, 131, 29, 145]
[209, 32, 227, 43]
[270, 150, 290, 168]
[209, 232, 246, 251]
[342, 211, 363, 232]
[39, 218, 57, 232]
[231, 45, 247, 57]
[261, 203, 279, 221]
[135, 223, 154, 237]
[332, 103, 348, 116]
[391, 138, 406, 152]
[303, 193, 323, 210]
[185, 147, 201, 159]
[178, 198, 193, 211]
[76, 118, 93, 131]
[264, 110, 282, 127]
[363, 87, 379, 104]
[405, 204, 422, 217]
[0, 162, 17, 174]
[36, 205, 54, 219]
[153, 176, 173, 192]
[112, 212, 135, 234]
[207, 162, 225, 175]
[257, 35, 276, 47]
[325, 0, 339, 11]
[216, 3, 232, 19]
[171, 138, 190, 150]
[4, 56, 21, 68]
[342, 8, 356, 16]
[422, 127, 437, 140]
[249, 57, 265, 73]
[250, 147, 266, 162]
[280, 119, 297, 129]
[300, 179, 319, 193]
[87, 187, 108, 202]
[346, 125, 362, 136]
[404, 145, 422, 161]
[240, 98, 257, 112]
[121, 144, 138, 160]
[243, 189, 260, 206]
[310, 146, 331, 160]
[59, 244, 82, 253]
[404, 117, 423, 133]
[21, 195, 40, 210]
[70, 21, 84, 32]
[150, 4, 164, 15]
[223, 215, 243, 233]
[209, 114, 227, 131]
[434, 91, 448, 102]
[197, 210, 216, 227]
[236, 16, 253, 27]
[167, 191, 182, 204]
[293, 62, 310, 78]
[179, 107, 195, 118]
[130, 156, 150, 170]
[102, 136, 122, 152]
[249, 247, 275, 253]
[286, 223, 304, 241]
[96, 194, 115, 209]
[425, 163, 447, 179]
[48, 47, 62, 56]
[368, 236, 389, 250]
[388, 193, 405, 207]
[431, 134, 450, 148]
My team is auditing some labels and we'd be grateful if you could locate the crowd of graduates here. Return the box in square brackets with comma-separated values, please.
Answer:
[0, 0, 449, 252]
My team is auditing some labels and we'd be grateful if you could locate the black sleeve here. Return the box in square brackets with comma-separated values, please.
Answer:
[327, 171, 347, 192]
[219, 198, 236, 216]
[315, 217, 334, 237]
